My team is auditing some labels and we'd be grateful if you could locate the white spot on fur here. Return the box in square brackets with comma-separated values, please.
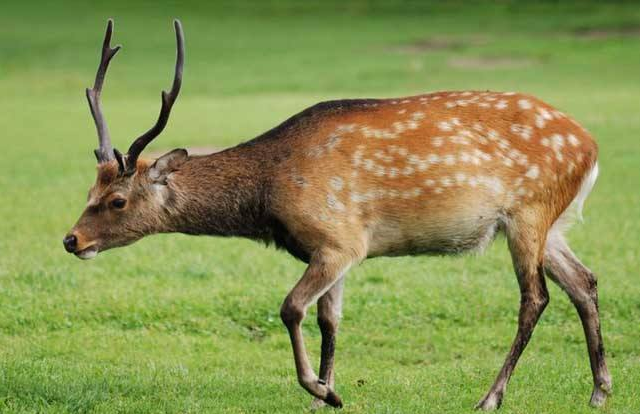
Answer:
[374, 150, 393, 163]
[525, 165, 540, 179]
[479, 176, 504, 194]
[350, 192, 366, 203]
[510, 123, 533, 140]
[518, 99, 532, 110]
[326, 134, 341, 150]
[450, 135, 470, 145]
[363, 159, 374, 170]
[567, 133, 580, 147]
[337, 124, 357, 133]
[292, 175, 308, 188]
[438, 121, 453, 131]
[552, 134, 565, 147]
[330, 176, 344, 191]
[494, 99, 508, 110]
[403, 187, 422, 198]
[326, 194, 345, 212]
[535, 107, 553, 129]
[402, 166, 415, 176]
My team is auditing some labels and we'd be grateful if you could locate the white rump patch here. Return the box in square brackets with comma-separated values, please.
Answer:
[552, 162, 599, 232]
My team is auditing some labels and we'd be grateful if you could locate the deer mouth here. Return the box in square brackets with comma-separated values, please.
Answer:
[75, 245, 99, 260]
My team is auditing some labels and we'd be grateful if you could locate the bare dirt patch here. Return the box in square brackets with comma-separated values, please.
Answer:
[388, 36, 487, 54]
[573, 24, 640, 40]
[147, 146, 222, 159]
[448, 56, 536, 70]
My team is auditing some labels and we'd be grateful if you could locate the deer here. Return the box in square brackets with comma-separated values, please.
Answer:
[63, 19, 611, 410]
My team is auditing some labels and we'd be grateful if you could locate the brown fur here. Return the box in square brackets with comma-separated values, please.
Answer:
[66, 90, 608, 410]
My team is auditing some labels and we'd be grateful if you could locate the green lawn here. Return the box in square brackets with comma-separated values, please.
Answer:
[1, 1, 640, 413]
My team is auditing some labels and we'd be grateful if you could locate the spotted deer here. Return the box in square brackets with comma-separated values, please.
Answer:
[63, 19, 611, 410]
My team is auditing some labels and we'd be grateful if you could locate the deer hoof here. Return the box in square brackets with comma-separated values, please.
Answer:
[589, 384, 610, 407]
[475, 392, 503, 411]
[324, 389, 343, 408]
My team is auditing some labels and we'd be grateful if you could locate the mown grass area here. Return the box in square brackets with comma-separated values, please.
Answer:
[1, 1, 640, 413]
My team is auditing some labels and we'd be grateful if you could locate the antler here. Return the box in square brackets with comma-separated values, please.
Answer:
[86, 19, 121, 163]
[121, 19, 185, 174]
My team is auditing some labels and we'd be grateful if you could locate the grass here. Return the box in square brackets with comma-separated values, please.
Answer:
[1, 1, 640, 413]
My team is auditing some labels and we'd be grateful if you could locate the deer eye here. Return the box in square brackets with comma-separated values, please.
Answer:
[110, 198, 127, 209]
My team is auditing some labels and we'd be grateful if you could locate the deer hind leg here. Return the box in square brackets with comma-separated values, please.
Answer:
[544, 231, 611, 407]
[311, 276, 345, 410]
[280, 249, 353, 408]
[476, 212, 550, 410]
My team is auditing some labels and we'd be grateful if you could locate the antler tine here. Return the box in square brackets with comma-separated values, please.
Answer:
[86, 18, 121, 163]
[124, 19, 184, 174]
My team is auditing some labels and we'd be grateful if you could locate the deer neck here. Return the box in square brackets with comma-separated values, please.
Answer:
[165, 146, 273, 239]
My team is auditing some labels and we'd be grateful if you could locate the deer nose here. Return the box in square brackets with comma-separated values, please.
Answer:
[63, 234, 78, 253]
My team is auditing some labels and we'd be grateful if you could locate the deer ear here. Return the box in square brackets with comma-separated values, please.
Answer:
[149, 148, 188, 184]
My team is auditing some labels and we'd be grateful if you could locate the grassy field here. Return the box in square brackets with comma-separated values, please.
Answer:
[1, 1, 640, 413]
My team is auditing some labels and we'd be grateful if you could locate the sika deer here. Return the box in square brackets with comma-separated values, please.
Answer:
[63, 19, 611, 410]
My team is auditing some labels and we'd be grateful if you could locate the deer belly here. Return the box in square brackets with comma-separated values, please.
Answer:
[365, 202, 503, 257]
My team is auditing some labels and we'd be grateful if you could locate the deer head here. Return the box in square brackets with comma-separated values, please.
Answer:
[63, 19, 186, 259]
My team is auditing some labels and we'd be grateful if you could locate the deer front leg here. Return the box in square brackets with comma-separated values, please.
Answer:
[280, 250, 352, 408]
[311, 277, 345, 409]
